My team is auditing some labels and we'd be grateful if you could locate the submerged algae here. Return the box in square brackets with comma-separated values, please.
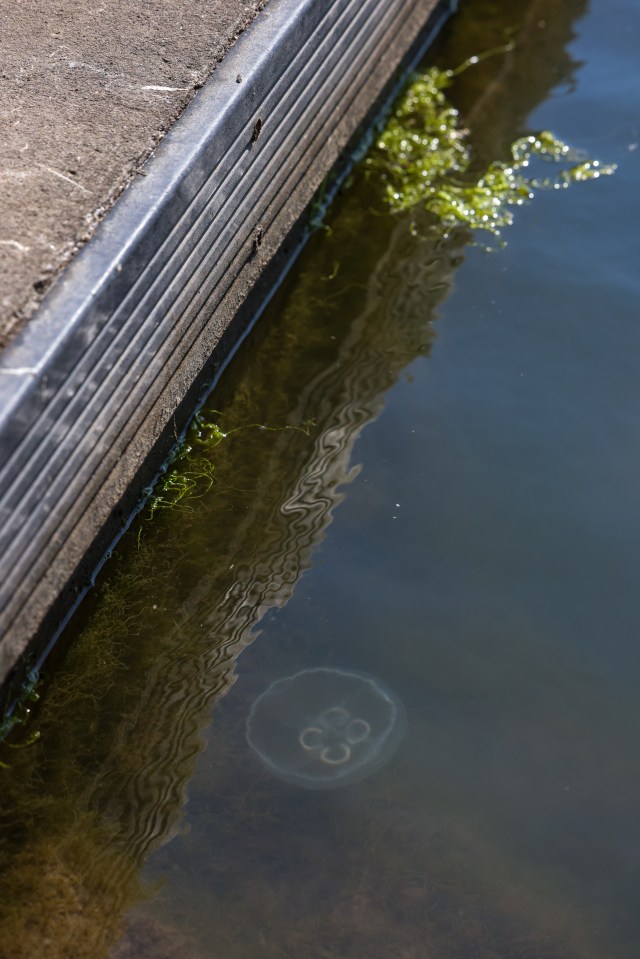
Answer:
[147, 412, 314, 519]
[368, 59, 616, 239]
[0, 669, 40, 758]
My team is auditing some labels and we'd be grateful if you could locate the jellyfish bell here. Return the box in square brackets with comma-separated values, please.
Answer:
[245, 667, 406, 790]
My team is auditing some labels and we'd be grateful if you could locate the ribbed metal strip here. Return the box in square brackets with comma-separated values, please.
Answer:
[0, 0, 447, 679]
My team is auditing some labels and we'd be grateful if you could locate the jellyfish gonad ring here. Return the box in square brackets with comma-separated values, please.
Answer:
[345, 718, 371, 744]
[320, 743, 351, 765]
[298, 726, 324, 751]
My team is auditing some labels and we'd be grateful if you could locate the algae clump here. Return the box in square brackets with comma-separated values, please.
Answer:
[368, 59, 616, 239]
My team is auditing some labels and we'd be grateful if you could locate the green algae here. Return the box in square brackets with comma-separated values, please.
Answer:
[0, 669, 41, 763]
[146, 415, 225, 519]
[368, 59, 616, 240]
[146, 412, 315, 519]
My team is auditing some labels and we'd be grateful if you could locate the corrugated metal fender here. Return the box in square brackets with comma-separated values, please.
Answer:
[0, 0, 450, 687]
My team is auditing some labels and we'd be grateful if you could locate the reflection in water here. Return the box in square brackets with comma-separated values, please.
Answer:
[0, 0, 616, 956]
[437, 0, 589, 165]
[0, 174, 460, 959]
[0, 196, 465, 959]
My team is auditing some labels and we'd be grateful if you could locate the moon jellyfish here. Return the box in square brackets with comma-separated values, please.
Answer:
[246, 668, 406, 789]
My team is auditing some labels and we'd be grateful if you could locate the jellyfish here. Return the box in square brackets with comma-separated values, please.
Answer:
[245, 668, 406, 789]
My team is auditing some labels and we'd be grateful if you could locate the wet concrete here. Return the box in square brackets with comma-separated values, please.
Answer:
[0, 0, 264, 348]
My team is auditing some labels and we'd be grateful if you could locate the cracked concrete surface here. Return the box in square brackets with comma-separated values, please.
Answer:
[0, 0, 265, 347]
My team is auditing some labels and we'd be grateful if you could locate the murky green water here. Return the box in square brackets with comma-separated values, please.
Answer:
[2, 1, 639, 956]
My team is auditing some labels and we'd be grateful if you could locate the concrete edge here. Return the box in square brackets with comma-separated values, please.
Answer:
[0, 0, 451, 692]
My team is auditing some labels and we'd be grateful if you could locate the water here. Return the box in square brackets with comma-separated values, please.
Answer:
[1, 1, 639, 956]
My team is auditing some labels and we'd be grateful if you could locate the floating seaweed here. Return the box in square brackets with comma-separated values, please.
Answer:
[368, 57, 616, 240]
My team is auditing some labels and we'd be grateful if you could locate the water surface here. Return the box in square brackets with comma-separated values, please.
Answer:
[1, 1, 639, 956]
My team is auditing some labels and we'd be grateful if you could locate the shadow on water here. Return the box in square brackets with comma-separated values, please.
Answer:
[0, 0, 607, 956]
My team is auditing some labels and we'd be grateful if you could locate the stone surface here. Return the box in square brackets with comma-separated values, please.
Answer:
[0, 0, 264, 347]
